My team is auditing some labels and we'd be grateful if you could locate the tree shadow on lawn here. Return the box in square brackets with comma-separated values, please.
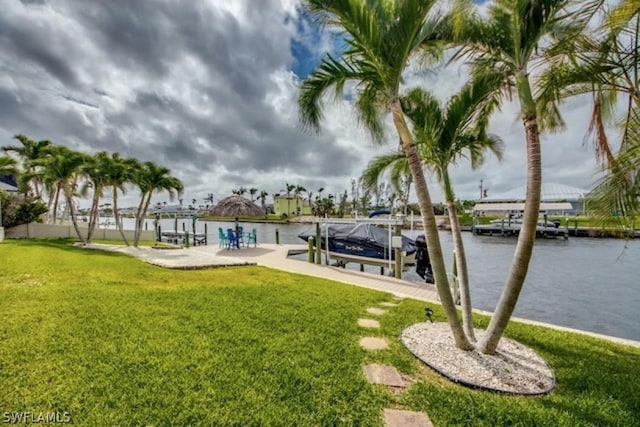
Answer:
[10, 238, 130, 259]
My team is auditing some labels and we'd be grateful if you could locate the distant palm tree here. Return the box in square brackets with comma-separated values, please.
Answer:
[204, 193, 214, 208]
[249, 187, 258, 202]
[285, 183, 295, 216]
[132, 162, 183, 247]
[307, 191, 313, 210]
[259, 190, 269, 214]
[294, 185, 306, 215]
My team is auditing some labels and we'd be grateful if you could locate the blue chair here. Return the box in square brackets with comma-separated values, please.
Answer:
[236, 226, 245, 248]
[226, 228, 238, 249]
[246, 228, 257, 247]
[218, 227, 229, 248]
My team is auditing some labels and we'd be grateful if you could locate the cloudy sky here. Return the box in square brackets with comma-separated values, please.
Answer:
[1, 0, 611, 208]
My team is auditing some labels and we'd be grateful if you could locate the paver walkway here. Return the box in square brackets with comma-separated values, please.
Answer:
[196, 243, 442, 302]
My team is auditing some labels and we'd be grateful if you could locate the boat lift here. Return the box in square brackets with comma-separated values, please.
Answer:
[314, 214, 408, 278]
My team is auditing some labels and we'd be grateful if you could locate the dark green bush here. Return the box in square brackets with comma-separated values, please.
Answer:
[0, 190, 47, 228]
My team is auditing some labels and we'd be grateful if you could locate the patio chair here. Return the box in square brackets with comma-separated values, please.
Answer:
[236, 226, 245, 248]
[226, 228, 239, 249]
[218, 227, 229, 248]
[246, 228, 257, 247]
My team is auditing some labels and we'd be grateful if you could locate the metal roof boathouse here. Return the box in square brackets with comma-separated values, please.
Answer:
[473, 183, 590, 216]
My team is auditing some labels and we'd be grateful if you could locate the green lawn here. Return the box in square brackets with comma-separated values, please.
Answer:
[1, 240, 639, 426]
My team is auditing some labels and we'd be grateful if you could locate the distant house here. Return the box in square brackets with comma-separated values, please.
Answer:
[473, 183, 590, 216]
[273, 194, 312, 216]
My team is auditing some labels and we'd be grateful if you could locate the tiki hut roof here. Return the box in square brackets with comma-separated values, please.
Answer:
[209, 195, 264, 217]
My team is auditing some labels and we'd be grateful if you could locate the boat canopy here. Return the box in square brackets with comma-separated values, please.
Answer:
[299, 223, 416, 255]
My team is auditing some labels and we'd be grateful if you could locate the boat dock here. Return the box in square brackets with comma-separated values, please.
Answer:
[159, 230, 208, 246]
[472, 222, 569, 239]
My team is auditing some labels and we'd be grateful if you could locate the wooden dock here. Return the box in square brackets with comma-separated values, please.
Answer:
[472, 223, 569, 239]
[160, 230, 207, 246]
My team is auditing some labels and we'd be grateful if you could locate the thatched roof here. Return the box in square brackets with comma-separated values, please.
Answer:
[209, 195, 264, 217]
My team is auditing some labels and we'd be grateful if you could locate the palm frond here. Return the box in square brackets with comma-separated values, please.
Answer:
[360, 151, 406, 191]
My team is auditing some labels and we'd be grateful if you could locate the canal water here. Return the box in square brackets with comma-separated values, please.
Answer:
[115, 217, 640, 342]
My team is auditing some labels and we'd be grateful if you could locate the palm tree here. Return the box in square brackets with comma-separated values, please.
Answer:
[299, 0, 472, 349]
[249, 187, 258, 202]
[294, 185, 306, 215]
[105, 154, 138, 246]
[362, 83, 503, 340]
[3, 135, 53, 199]
[401, 85, 503, 340]
[259, 190, 269, 214]
[448, 0, 597, 353]
[204, 193, 214, 209]
[132, 162, 183, 247]
[538, 0, 637, 168]
[34, 146, 87, 241]
[537, 1, 640, 219]
[81, 151, 112, 243]
[285, 183, 295, 216]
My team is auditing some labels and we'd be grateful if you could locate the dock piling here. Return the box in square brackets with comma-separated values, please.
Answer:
[315, 223, 321, 265]
[308, 237, 314, 263]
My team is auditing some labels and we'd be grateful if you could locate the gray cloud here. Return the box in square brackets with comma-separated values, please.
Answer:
[0, 0, 609, 209]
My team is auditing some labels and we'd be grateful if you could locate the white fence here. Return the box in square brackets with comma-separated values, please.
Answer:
[5, 222, 155, 241]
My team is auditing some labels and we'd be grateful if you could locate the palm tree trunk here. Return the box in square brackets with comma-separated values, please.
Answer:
[65, 189, 85, 243]
[477, 76, 542, 354]
[87, 190, 100, 243]
[33, 177, 42, 200]
[391, 99, 473, 351]
[133, 193, 147, 247]
[113, 187, 130, 246]
[403, 179, 411, 215]
[445, 204, 476, 342]
[46, 187, 55, 224]
[442, 170, 476, 341]
[52, 185, 61, 224]
[135, 192, 153, 247]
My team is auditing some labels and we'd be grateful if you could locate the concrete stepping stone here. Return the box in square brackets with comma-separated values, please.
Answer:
[363, 364, 405, 387]
[359, 337, 389, 350]
[383, 409, 432, 427]
[379, 302, 399, 307]
[366, 307, 386, 316]
[358, 318, 380, 328]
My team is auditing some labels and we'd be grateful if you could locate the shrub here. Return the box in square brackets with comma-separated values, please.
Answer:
[0, 190, 47, 228]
